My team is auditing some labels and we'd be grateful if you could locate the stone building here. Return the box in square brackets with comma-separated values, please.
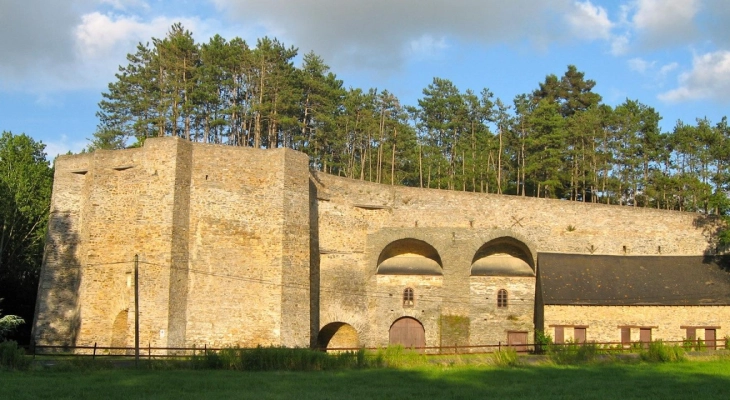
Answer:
[32, 137, 729, 351]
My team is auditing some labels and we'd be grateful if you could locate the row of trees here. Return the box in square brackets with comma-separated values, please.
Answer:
[94, 25, 730, 216]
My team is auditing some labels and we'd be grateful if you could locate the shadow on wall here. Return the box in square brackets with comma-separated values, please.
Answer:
[31, 212, 81, 349]
[693, 214, 724, 255]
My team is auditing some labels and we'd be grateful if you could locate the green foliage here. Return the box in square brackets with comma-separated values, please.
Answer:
[548, 341, 600, 364]
[190, 346, 369, 371]
[93, 23, 730, 242]
[534, 330, 553, 354]
[0, 340, 31, 370]
[490, 348, 519, 367]
[640, 340, 685, 363]
[0, 132, 53, 343]
[682, 338, 706, 352]
[0, 313, 25, 339]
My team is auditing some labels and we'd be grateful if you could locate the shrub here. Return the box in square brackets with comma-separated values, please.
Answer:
[191, 346, 366, 371]
[491, 348, 519, 367]
[534, 330, 553, 354]
[682, 338, 705, 352]
[0, 340, 31, 370]
[548, 341, 600, 364]
[640, 340, 685, 363]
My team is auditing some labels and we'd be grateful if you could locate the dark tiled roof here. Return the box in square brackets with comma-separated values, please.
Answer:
[538, 254, 730, 306]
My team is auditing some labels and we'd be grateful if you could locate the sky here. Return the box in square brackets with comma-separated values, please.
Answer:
[1, 0, 729, 159]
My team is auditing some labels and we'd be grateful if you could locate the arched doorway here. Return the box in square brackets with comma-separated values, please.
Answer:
[389, 317, 425, 349]
[317, 322, 359, 350]
[110, 310, 128, 355]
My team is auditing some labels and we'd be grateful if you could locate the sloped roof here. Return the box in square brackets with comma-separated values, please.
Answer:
[538, 254, 730, 306]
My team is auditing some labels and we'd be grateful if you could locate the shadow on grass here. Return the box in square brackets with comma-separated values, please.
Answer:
[3, 359, 730, 400]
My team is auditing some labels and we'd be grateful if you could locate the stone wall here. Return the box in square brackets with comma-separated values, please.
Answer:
[545, 305, 730, 343]
[33, 138, 312, 349]
[33, 137, 721, 351]
[313, 171, 716, 348]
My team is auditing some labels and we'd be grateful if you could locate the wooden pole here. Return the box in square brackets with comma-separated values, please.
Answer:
[134, 254, 140, 368]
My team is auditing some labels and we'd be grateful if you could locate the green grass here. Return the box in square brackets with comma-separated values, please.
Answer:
[2, 358, 730, 399]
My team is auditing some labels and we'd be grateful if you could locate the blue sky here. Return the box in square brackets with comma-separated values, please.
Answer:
[1, 0, 729, 159]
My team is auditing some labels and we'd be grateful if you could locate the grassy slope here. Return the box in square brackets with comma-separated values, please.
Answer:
[2, 360, 730, 399]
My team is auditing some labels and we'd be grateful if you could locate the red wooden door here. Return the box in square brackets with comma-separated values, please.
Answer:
[389, 317, 425, 350]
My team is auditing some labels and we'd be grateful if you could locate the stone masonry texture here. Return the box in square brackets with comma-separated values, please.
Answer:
[32, 137, 727, 351]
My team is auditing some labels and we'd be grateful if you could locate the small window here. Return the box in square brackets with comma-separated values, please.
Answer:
[497, 289, 508, 308]
[685, 327, 696, 341]
[621, 327, 631, 347]
[574, 327, 586, 344]
[403, 288, 414, 307]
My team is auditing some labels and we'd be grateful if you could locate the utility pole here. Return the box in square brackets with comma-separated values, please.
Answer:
[134, 254, 139, 367]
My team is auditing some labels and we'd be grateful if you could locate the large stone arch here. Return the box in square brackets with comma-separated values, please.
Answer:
[376, 238, 443, 275]
[389, 316, 425, 349]
[317, 322, 360, 350]
[471, 236, 535, 276]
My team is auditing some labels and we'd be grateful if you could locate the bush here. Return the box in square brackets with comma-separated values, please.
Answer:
[682, 338, 705, 352]
[191, 346, 366, 371]
[491, 349, 519, 367]
[640, 340, 685, 363]
[0, 340, 31, 370]
[548, 341, 600, 364]
[534, 330, 553, 354]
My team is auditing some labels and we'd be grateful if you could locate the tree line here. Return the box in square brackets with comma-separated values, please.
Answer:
[94, 24, 730, 216]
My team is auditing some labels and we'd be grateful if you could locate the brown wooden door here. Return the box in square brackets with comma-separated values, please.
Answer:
[507, 331, 528, 352]
[389, 317, 425, 350]
[574, 328, 586, 344]
[554, 326, 564, 344]
[621, 327, 631, 348]
[640, 328, 651, 348]
[705, 329, 716, 350]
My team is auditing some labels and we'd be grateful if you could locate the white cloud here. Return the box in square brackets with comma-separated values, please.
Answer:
[610, 34, 630, 56]
[632, 0, 699, 48]
[211, 0, 575, 73]
[659, 51, 730, 102]
[408, 35, 449, 58]
[0, 0, 225, 93]
[628, 57, 656, 73]
[43, 134, 89, 160]
[658, 62, 678, 77]
[566, 1, 613, 41]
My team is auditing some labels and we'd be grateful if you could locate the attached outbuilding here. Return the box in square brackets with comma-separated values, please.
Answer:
[537, 254, 730, 347]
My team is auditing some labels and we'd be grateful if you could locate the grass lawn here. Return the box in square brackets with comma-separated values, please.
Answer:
[2, 358, 730, 399]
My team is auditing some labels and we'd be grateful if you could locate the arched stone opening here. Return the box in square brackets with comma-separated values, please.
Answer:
[110, 310, 128, 355]
[376, 238, 443, 275]
[471, 237, 535, 276]
[389, 317, 425, 349]
[317, 322, 359, 350]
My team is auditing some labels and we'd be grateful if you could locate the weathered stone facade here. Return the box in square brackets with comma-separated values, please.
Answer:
[32, 137, 726, 351]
